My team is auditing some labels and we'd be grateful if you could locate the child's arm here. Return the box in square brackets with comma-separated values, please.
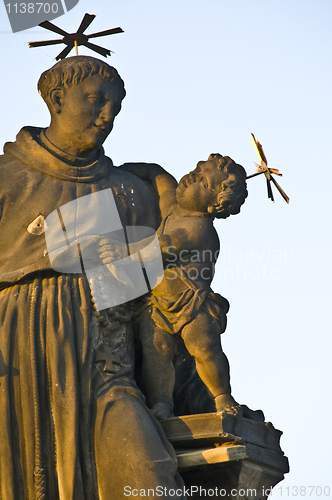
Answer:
[98, 231, 185, 265]
[119, 163, 177, 219]
[158, 229, 188, 258]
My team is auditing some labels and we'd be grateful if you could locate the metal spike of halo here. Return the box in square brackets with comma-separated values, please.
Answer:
[246, 133, 290, 204]
[29, 13, 124, 61]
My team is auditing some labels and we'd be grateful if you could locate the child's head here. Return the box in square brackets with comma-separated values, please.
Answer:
[176, 153, 247, 219]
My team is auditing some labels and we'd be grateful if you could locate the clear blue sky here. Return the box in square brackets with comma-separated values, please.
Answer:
[0, 0, 331, 496]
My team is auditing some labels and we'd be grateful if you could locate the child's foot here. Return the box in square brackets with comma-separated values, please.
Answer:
[151, 402, 174, 420]
[215, 394, 243, 416]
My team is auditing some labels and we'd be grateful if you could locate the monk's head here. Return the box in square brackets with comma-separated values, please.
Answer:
[38, 56, 126, 158]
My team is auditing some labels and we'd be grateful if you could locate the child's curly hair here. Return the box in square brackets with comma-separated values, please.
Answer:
[196, 154, 248, 218]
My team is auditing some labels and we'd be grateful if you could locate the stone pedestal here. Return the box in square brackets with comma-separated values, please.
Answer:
[161, 413, 289, 499]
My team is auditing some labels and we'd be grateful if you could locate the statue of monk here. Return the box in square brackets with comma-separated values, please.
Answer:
[0, 56, 185, 499]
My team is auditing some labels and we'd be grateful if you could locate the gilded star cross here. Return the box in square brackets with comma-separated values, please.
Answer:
[247, 133, 290, 204]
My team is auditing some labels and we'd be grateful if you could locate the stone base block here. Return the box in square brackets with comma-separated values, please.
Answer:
[161, 413, 289, 499]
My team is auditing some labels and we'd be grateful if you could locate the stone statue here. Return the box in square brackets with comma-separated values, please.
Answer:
[0, 54, 289, 499]
[99, 154, 248, 421]
[0, 56, 185, 499]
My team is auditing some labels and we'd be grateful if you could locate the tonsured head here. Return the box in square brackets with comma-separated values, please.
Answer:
[176, 153, 248, 218]
[38, 56, 126, 156]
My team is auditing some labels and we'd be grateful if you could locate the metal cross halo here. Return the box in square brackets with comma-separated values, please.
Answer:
[247, 133, 290, 204]
[29, 13, 123, 60]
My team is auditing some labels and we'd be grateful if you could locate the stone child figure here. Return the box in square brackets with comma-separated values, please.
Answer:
[102, 154, 248, 420]
[0, 56, 187, 499]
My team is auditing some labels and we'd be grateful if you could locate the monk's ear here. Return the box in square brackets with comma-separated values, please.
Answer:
[207, 205, 216, 215]
[49, 88, 64, 114]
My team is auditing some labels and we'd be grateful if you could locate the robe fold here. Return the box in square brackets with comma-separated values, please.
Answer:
[0, 127, 185, 500]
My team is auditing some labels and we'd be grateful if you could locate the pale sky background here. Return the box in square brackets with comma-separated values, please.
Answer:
[0, 0, 331, 496]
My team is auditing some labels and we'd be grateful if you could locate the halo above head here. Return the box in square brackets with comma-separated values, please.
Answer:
[29, 13, 124, 61]
[247, 133, 289, 204]
[37, 56, 126, 104]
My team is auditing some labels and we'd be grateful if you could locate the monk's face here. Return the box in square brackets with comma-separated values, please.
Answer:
[56, 74, 122, 155]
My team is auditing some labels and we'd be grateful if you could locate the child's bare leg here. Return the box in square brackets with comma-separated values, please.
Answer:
[181, 312, 241, 415]
[139, 311, 178, 419]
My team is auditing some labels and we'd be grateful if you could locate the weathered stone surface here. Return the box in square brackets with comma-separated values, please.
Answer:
[161, 413, 289, 499]
[0, 56, 185, 499]
[0, 53, 289, 498]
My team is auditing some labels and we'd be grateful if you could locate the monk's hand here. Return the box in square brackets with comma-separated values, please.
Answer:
[98, 238, 128, 264]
